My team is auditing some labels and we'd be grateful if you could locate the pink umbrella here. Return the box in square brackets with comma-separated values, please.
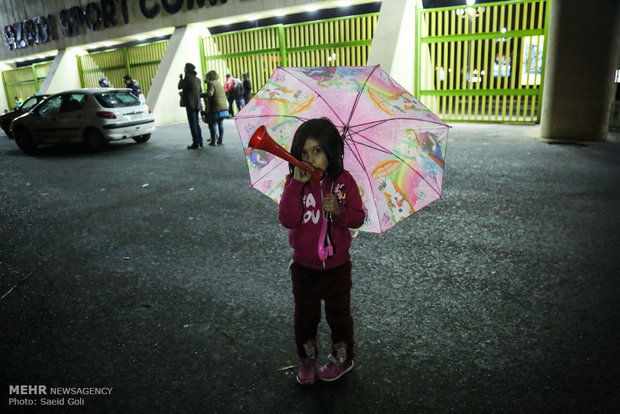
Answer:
[235, 65, 449, 234]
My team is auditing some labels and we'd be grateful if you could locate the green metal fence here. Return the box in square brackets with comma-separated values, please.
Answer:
[78, 40, 169, 97]
[200, 13, 378, 114]
[417, 0, 549, 123]
[2, 62, 53, 110]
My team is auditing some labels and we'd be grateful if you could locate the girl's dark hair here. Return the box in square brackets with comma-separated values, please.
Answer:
[289, 118, 344, 180]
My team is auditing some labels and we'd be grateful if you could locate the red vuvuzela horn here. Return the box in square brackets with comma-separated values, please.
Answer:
[248, 125, 323, 182]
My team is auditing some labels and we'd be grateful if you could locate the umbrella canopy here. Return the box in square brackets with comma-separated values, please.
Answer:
[235, 65, 449, 234]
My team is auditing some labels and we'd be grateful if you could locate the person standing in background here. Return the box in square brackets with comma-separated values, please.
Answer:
[178, 63, 204, 149]
[202, 71, 230, 146]
[242, 72, 253, 104]
[224, 74, 245, 117]
[123, 75, 141, 98]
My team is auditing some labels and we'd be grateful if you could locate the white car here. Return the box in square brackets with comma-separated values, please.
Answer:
[11, 88, 155, 153]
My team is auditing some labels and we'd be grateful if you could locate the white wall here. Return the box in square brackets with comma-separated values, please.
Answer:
[39, 49, 81, 94]
[0, 65, 9, 112]
[148, 25, 204, 126]
[367, 0, 420, 93]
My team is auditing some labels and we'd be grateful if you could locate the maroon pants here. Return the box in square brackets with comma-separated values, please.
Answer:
[290, 260, 355, 361]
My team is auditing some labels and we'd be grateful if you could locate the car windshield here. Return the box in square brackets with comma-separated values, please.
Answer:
[20, 97, 40, 111]
[95, 91, 140, 108]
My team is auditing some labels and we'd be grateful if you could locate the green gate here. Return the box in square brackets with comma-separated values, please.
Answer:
[2, 62, 53, 110]
[78, 40, 169, 97]
[417, 0, 549, 123]
[200, 13, 378, 114]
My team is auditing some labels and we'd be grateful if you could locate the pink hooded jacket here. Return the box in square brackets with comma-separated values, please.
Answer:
[279, 170, 366, 270]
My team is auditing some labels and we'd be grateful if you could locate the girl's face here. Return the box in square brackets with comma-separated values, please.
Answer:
[301, 137, 329, 172]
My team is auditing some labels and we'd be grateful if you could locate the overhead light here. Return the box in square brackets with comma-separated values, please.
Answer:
[274, 10, 286, 17]
[221, 19, 232, 25]
[305, 5, 319, 12]
[339, 0, 353, 6]
[246, 14, 258, 21]
[136, 35, 147, 41]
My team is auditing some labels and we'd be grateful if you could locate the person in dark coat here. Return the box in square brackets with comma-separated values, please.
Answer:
[178, 63, 204, 149]
[123, 75, 141, 98]
[242, 72, 252, 104]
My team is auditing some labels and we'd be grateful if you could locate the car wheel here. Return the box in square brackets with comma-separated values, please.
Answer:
[14, 127, 37, 153]
[133, 134, 151, 144]
[84, 128, 107, 151]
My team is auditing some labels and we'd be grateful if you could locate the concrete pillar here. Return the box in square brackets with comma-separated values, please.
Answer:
[367, 0, 421, 93]
[540, 0, 620, 141]
[147, 25, 203, 127]
[39, 49, 81, 94]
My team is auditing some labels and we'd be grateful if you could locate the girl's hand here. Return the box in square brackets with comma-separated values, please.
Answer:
[323, 194, 340, 216]
[293, 164, 312, 183]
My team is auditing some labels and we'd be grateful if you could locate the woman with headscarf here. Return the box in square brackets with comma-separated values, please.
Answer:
[202, 70, 229, 145]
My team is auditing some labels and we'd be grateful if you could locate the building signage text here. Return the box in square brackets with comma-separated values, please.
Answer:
[4, 0, 230, 51]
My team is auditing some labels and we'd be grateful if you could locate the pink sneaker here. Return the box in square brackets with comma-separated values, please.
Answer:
[316, 355, 354, 382]
[296, 357, 316, 385]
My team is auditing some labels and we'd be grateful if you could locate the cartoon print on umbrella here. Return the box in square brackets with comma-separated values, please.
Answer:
[368, 88, 429, 115]
[253, 81, 315, 114]
[298, 66, 362, 91]
[370, 159, 414, 224]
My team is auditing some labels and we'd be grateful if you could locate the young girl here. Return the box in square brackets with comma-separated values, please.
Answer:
[278, 118, 365, 385]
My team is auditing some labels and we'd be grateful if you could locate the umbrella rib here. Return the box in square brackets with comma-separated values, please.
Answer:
[352, 117, 450, 131]
[235, 114, 310, 122]
[249, 159, 288, 190]
[342, 129, 386, 234]
[347, 127, 444, 199]
[342, 65, 390, 232]
[343, 64, 381, 130]
[279, 66, 346, 126]
[344, 116, 447, 199]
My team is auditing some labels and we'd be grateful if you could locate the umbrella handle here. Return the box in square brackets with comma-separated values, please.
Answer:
[318, 217, 334, 261]
[248, 125, 323, 182]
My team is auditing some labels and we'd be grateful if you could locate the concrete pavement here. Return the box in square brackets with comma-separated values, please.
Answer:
[0, 121, 619, 413]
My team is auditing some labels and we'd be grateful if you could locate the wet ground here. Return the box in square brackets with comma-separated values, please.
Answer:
[1, 121, 619, 413]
